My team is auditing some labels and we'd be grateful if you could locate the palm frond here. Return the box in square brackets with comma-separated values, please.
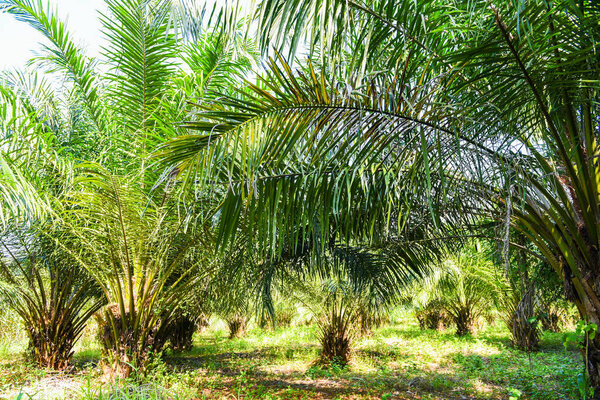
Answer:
[0, 0, 105, 131]
[101, 0, 178, 174]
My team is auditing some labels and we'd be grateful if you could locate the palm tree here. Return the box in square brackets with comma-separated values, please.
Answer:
[0, 73, 104, 369]
[413, 299, 449, 332]
[160, 0, 600, 392]
[208, 270, 254, 339]
[493, 236, 541, 351]
[1, 0, 256, 376]
[409, 245, 498, 336]
[0, 224, 104, 369]
[272, 244, 407, 367]
[300, 278, 357, 367]
[56, 167, 211, 378]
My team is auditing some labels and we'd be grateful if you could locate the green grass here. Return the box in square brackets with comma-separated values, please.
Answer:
[0, 309, 27, 359]
[0, 317, 582, 400]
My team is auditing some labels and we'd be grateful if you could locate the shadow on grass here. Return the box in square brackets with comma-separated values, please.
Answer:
[167, 343, 319, 372]
[164, 340, 502, 399]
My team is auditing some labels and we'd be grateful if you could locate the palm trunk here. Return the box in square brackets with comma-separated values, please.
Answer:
[509, 286, 539, 351]
[168, 315, 195, 352]
[27, 321, 74, 370]
[508, 238, 539, 350]
[454, 309, 473, 336]
[587, 335, 600, 399]
[97, 305, 168, 380]
[319, 312, 351, 366]
[578, 302, 600, 398]
[449, 303, 475, 336]
[227, 316, 247, 339]
[541, 311, 561, 332]
[563, 258, 600, 397]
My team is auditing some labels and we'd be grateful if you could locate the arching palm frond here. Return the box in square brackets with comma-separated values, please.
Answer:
[157, 54, 484, 257]
[181, 28, 258, 98]
[150, 24, 259, 153]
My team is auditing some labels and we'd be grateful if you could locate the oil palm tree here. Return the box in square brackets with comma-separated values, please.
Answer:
[56, 166, 212, 378]
[207, 265, 255, 339]
[493, 236, 541, 351]
[0, 224, 104, 369]
[412, 247, 498, 336]
[161, 0, 600, 391]
[284, 245, 403, 366]
[0, 72, 104, 369]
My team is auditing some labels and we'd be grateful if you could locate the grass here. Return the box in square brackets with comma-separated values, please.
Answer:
[0, 315, 582, 400]
[0, 309, 27, 359]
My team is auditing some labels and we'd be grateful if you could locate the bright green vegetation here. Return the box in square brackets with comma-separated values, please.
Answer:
[0, 0, 598, 398]
[0, 315, 581, 400]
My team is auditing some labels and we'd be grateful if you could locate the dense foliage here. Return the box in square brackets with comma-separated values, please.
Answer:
[0, 0, 597, 398]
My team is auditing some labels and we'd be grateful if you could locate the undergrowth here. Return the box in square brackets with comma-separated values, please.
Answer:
[0, 314, 582, 400]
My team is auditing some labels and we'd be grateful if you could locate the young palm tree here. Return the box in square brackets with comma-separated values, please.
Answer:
[306, 278, 357, 367]
[411, 248, 497, 336]
[493, 237, 541, 351]
[278, 245, 406, 367]
[211, 277, 253, 339]
[0, 225, 104, 369]
[413, 299, 449, 332]
[0, 72, 104, 369]
[56, 167, 211, 378]
[203, 242, 260, 339]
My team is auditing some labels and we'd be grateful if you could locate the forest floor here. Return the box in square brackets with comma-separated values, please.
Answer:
[0, 317, 581, 400]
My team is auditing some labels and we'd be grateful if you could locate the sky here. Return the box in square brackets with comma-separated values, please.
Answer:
[0, 0, 237, 71]
[0, 0, 107, 70]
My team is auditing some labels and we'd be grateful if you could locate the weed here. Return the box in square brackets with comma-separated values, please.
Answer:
[453, 353, 485, 373]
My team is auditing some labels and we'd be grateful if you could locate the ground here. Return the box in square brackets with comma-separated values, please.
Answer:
[0, 316, 582, 400]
